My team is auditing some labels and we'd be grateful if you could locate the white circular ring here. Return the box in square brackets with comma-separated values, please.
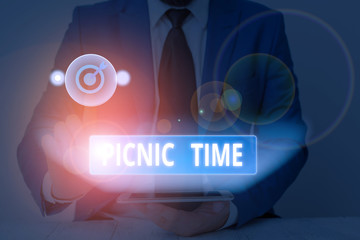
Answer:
[75, 64, 105, 94]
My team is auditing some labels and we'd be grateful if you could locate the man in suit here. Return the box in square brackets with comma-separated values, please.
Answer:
[17, 0, 308, 236]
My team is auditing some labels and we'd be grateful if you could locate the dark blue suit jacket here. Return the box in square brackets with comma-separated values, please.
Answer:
[17, 0, 308, 227]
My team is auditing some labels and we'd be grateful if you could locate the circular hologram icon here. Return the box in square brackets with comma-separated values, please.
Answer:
[50, 70, 65, 86]
[65, 54, 117, 107]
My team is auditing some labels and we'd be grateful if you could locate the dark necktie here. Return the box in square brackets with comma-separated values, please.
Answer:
[156, 9, 202, 211]
[157, 8, 198, 134]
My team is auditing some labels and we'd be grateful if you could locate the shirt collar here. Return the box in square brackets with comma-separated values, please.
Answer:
[147, 0, 209, 29]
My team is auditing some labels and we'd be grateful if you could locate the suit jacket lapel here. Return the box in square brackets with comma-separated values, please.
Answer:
[116, 0, 156, 132]
[199, 0, 241, 134]
[202, 0, 241, 86]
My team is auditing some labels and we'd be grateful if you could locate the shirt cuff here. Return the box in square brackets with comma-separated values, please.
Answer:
[42, 172, 71, 204]
[218, 201, 238, 230]
[41, 172, 77, 221]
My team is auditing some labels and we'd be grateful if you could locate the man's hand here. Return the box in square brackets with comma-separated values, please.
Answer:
[41, 114, 93, 200]
[136, 201, 230, 237]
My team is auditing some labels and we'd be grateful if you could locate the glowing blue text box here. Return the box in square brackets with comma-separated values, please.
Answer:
[90, 135, 257, 175]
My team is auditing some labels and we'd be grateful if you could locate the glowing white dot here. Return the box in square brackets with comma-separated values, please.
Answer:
[50, 70, 65, 86]
[116, 70, 131, 86]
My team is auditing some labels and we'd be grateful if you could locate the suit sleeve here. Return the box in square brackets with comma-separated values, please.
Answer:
[17, 7, 118, 219]
[232, 12, 308, 227]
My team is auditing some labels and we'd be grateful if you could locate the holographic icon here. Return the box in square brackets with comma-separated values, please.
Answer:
[75, 62, 107, 94]
[65, 54, 117, 107]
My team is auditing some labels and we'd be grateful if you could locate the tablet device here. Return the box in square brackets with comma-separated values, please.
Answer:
[116, 190, 234, 204]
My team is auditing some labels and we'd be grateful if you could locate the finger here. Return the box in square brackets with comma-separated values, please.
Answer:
[140, 203, 184, 231]
[171, 202, 229, 236]
[139, 202, 229, 237]
[130, 203, 148, 214]
[194, 201, 229, 215]
[65, 114, 82, 136]
[41, 134, 61, 165]
[82, 107, 98, 124]
[194, 201, 230, 233]
[54, 121, 72, 153]
[65, 114, 85, 149]
[211, 201, 229, 213]
[80, 107, 99, 146]
[142, 204, 203, 236]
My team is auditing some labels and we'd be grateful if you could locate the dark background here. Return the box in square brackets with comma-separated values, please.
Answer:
[0, 0, 359, 222]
